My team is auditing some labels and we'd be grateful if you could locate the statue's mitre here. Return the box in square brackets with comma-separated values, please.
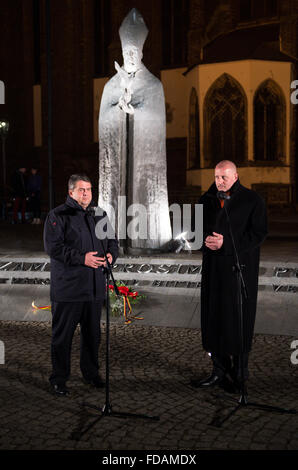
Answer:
[119, 8, 148, 50]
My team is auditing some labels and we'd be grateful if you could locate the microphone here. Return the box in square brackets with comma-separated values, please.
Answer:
[86, 206, 96, 217]
[217, 191, 231, 201]
[86, 204, 105, 217]
[86, 204, 118, 294]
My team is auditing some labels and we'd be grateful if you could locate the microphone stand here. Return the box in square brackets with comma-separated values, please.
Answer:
[211, 193, 297, 427]
[72, 208, 159, 440]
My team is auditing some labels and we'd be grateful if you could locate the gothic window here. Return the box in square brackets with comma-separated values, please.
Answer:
[203, 74, 247, 167]
[162, 0, 189, 67]
[253, 79, 286, 162]
[188, 88, 200, 169]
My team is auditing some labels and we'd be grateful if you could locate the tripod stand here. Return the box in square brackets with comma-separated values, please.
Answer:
[211, 193, 298, 427]
[72, 217, 159, 440]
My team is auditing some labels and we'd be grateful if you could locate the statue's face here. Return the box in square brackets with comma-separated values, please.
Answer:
[123, 46, 142, 73]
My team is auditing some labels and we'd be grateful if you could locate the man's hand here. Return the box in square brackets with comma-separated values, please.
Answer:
[205, 232, 223, 251]
[84, 252, 113, 268]
[106, 253, 113, 265]
[84, 252, 106, 269]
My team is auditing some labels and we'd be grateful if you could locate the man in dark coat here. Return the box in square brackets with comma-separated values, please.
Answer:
[191, 160, 267, 391]
[44, 174, 118, 395]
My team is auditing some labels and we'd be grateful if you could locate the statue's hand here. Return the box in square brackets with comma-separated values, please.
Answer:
[118, 93, 135, 114]
[115, 61, 134, 89]
[115, 61, 141, 91]
[115, 63, 134, 114]
[115, 61, 127, 81]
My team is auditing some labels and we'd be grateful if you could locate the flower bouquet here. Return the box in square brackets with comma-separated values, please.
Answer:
[108, 282, 146, 324]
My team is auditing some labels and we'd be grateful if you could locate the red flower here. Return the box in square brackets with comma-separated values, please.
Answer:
[108, 284, 138, 298]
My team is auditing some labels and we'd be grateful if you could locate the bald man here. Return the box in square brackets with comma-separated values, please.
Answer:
[191, 160, 268, 393]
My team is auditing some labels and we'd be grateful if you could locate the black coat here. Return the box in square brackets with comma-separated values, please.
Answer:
[11, 170, 27, 198]
[44, 196, 119, 302]
[200, 179, 268, 354]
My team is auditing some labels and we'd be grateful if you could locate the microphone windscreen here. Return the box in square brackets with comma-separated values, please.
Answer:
[86, 205, 96, 215]
[217, 191, 230, 200]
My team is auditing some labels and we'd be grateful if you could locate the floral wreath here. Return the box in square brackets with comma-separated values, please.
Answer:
[32, 282, 146, 325]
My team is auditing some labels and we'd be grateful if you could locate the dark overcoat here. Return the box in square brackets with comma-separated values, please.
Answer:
[200, 179, 267, 354]
[11, 170, 27, 198]
[44, 196, 118, 302]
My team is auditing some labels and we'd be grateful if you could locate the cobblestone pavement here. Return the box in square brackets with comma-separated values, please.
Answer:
[0, 320, 297, 451]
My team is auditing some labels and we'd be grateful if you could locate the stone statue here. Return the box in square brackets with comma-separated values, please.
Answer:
[98, 8, 172, 253]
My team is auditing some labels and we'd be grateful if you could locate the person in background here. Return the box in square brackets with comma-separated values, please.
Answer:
[11, 167, 27, 224]
[27, 166, 42, 224]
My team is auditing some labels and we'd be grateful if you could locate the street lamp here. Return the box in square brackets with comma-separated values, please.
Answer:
[0, 120, 9, 187]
